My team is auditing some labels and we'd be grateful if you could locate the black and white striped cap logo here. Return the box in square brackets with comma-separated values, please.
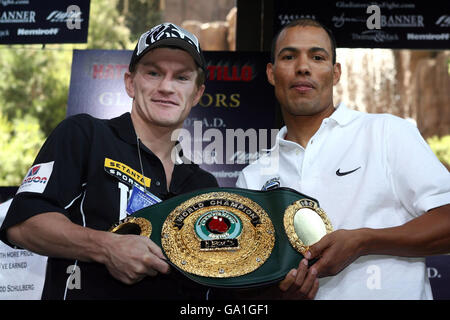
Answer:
[136, 23, 201, 57]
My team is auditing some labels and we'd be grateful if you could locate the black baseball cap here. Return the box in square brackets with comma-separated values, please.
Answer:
[129, 22, 206, 74]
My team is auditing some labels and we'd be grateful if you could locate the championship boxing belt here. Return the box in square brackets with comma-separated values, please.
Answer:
[110, 187, 332, 288]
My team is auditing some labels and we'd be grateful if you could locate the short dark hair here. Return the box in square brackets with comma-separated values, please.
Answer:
[270, 19, 337, 65]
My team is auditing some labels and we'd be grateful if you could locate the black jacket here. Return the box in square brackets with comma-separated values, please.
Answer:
[0, 113, 219, 300]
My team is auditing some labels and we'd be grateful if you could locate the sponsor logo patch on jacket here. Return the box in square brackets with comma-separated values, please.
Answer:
[104, 158, 151, 189]
[17, 161, 54, 194]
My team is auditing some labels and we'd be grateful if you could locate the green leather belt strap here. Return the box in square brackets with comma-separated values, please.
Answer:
[110, 187, 332, 288]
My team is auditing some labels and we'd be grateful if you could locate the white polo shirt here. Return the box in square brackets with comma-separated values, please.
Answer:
[236, 103, 450, 300]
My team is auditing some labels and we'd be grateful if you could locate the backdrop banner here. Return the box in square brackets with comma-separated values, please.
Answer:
[66, 49, 278, 187]
[0, 195, 47, 300]
[274, 0, 450, 49]
[0, 0, 90, 44]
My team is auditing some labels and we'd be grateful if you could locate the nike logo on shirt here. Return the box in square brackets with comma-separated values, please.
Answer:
[336, 166, 361, 176]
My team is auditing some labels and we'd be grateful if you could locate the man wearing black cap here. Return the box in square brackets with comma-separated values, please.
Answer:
[0, 23, 218, 300]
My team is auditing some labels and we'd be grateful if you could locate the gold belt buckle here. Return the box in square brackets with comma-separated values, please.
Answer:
[161, 191, 275, 278]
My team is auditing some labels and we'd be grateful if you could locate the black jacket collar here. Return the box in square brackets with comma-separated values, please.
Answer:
[108, 112, 138, 145]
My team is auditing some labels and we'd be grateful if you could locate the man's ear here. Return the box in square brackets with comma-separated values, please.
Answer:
[333, 62, 341, 86]
[193, 84, 206, 106]
[124, 71, 135, 99]
[266, 62, 275, 86]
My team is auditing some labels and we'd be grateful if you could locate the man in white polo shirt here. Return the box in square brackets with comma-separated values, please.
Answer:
[236, 18, 450, 299]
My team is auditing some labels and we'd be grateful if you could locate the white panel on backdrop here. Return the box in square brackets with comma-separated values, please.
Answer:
[0, 199, 47, 300]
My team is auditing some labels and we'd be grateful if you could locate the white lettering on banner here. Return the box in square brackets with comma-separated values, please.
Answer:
[332, 13, 366, 28]
[381, 15, 424, 28]
[17, 28, 59, 36]
[336, 2, 415, 10]
[98, 91, 131, 107]
[366, 265, 381, 290]
[278, 13, 316, 26]
[427, 267, 442, 279]
[46, 8, 83, 25]
[183, 117, 226, 128]
[407, 33, 450, 40]
[352, 30, 399, 42]
[436, 15, 450, 27]
[0, 0, 30, 7]
[0, 10, 35, 23]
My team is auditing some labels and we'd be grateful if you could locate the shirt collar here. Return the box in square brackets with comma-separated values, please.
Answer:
[329, 102, 360, 126]
[262, 126, 297, 153]
[277, 126, 298, 150]
[269, 102, 360, 151]
[108, 112, 137, 145]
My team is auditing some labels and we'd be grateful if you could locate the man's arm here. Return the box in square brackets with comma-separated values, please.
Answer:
[306, 204, 450, 278]
[6, 212, 170, 284]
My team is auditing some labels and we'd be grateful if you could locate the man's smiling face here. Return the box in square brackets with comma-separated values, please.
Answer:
[126, 47, 204, 129]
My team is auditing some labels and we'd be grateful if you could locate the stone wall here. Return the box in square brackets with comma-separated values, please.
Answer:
[411, 51, 450, 138]
[335, 49, 450, 139]
[180, 7, 236, 51]
[163, 0, 235, 26]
